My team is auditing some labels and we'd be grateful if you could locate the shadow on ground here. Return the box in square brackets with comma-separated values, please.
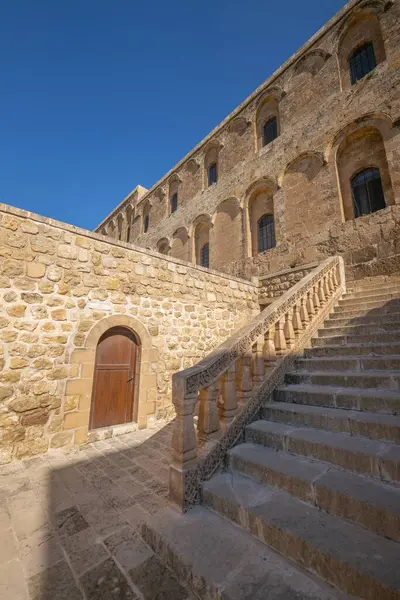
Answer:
[0, 419, 193, 599]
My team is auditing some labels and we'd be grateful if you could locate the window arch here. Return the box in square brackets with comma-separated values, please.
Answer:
[349, 42, 376, 85]
[351, 167, 386, 218]
[142, 202, 151, 234]
[258, 215, 276, 253]
[204, 143, 221, 188]
[168, 175, 180, 215]
[263, 117, 278, 147]
[200, 243, 209, 268]
[255, 95, 280, 150]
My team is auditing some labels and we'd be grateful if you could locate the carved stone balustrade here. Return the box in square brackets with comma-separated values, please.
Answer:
[170, 256, 346, 511]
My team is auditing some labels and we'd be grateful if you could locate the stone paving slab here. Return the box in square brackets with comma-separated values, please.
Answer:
[0, 420, 192, 599]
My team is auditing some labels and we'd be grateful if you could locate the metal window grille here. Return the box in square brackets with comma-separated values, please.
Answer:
[349, 42, 376, 85]
[351, 168, 386, 218]
[200, 243, 209, 268]
[258, 215, 276, 253]
[143, 214, 149, 233]
[171, 193, 178, 213]
[208, 162, 218, 186]
[263, 117, 278, 147]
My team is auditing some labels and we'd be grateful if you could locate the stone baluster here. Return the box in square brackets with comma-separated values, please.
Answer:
[252, 338, 265, 385]
[306, 290, 315, 318]
[318, 278, 326, 305]
[220, 364, 238, 423]
[275, 317, 287, 355]
[198, 382, 220, 437]
[292, 302, 303, 337]
[284, 309, 295, 348]
[264, 327, 277, 365]
[313, 283, 321, 312]
[329, 269, 336, 295]
[323, 274, 331, 299]
[237, 350, 253, 405]
[332, 266, 339, 288]
[300, 296, 309, 327]
[171, 391, 198, 467]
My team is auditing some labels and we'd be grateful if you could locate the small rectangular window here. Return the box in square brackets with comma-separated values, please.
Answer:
[200, 243, 209, 268]
[143, 214, 149, 233]
[208, 163, 218, 186]
[171, 193, 178, 213]
[349, 42, 376, 85]
[263, 118, 278, 147]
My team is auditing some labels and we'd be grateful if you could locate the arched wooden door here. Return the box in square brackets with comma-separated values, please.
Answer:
[90, 327, 139, 429]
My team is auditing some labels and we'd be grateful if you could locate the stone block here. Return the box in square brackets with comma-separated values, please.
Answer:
[63, 411, 89, 430]
[26, 263, 46, 278]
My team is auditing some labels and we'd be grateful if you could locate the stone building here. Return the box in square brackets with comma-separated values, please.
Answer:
[96, 0, 400, 282]
[0, 0, 399, 465]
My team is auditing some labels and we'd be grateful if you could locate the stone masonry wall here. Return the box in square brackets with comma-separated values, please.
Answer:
[96, 0, 400, 283]
[259, 263, 318, 306]
[0, 203, 258, 463]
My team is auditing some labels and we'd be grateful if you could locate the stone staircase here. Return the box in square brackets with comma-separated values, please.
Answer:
[144, 277, 400, 600]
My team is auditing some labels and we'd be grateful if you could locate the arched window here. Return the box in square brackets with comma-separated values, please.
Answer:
[170, 193, 178, 213]
[200, 243, 209, 268]
[263, 117, 278, 147]
[143, 214, 149, 233]
[208, 162, 218, 186]
[258, 215, 276, 253]
[351, 168, 385, 218]
[349, 42, 376, 85]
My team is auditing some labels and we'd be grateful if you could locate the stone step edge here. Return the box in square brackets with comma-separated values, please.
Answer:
[276, 382, 400, 399]
[227, 442, 400, 542]
[203, 470, 400, 600]
[140, 505, 350, 600]
[261, 401, 400, 443]
[245, 419, 399, 484]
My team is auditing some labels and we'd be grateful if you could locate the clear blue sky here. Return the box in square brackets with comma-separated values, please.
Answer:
[0, 0, 346, 230]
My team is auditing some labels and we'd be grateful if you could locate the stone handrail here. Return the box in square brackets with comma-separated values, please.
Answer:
[170, 256, 346, 510]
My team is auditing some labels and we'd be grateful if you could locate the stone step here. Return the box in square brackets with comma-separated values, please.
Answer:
[305, 342, 400, 358]
[331, 306, 400, 320]
[352, 284, 400, 295]
[245, 420, 400, 483]
[227, 442, 400, 541]
[203, 470, 400, 599]
[318, 322, 400, 337]
[274, 383, 400, 414]
[325, 313, 400, 328]
[286, 369, 400, 391]
[352, 278, 400, 292]
[141, 506, 349, 600]
[343, 289, 400, 302]
[312, 330, 400, 347]
[261, 401, 400, 443]
[295, 356, 400, 372]
[338, 297, 400, 310]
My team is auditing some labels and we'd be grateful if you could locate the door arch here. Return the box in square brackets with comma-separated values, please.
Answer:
[89, 326, 140, 429]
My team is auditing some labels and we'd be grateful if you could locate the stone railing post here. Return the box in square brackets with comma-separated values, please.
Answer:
[198, 382, 220, 437]
[252, 338, 265, 385]
[300, 296, 309, 327]
[313, 283, 321, 311]
[306, 290, 315, 317]
[292, 302, 303, 337]
[284, 309, 295, 348]
[318, 278, 326, 305]
[264, 327, 277, 365]
[237, 350, 253, 405]
[220, 364, 238, 423]
[275, 317, 287, 355]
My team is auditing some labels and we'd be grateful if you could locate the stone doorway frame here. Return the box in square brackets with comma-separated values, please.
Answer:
[64, 314, 158, 446]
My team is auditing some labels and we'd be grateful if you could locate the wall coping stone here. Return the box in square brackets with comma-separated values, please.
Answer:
[259, 262, 319, 283]
[0, 202, 259, 289]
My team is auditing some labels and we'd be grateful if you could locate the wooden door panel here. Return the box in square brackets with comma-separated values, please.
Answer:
[90, 327, 138, 430]
[91, 369, 131, 428]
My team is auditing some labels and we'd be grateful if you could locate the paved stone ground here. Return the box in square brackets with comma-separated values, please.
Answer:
[0, 420, 193, 599]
